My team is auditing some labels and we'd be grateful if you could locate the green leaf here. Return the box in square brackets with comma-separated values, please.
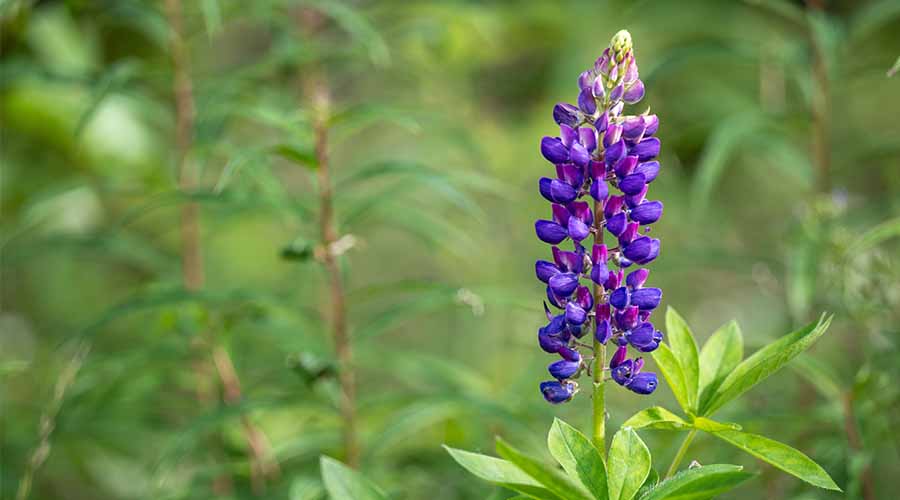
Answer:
[703, 315, 832, 416]
[547, 418, 608, 500]
[697, 321, 743, 415]
[709, 430, 841, 491]
[495, 438, 593, 500]
[200, 0, 223, 38]
[319, 456, 388, 500]
[665, 308, 700, 412]
[690, 114, 766, 214]
[271, 144, 318, 170]
[608, 428, 652, 500]
[300, 0, 390, 66]
[638, 464, 754, 500]
[635, 468, 659, 499]
[650, 343, 690, 413]
[622, 407, 691, 431]
[444, 446, 560, 500]
[691, 417, 741, 432]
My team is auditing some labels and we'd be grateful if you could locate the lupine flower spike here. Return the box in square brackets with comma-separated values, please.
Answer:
[535, 30, 664, 403]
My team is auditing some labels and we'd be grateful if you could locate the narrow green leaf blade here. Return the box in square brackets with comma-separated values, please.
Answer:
[547, 418, 609, 500]
[608, 428, 652, 500]
[622, 407, 691, 431]
[650, 343, 690, 413]
[665, 308, 700, 412]
[444, 446, 541, 487]
[692, 417, 742, 432]
[496, 438, 594, 500]
[697, 321, 743, 414]
[703, 315, 832, 416]
[320, 456, 388, 500]
[709, 430, 841, 491]
[638, 464, 754, 500]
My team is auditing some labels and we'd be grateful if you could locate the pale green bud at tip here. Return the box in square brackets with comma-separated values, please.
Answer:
[611, 29, 633, 56]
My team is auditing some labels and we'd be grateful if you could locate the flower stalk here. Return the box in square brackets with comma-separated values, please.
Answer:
[665, 429, 698, 478]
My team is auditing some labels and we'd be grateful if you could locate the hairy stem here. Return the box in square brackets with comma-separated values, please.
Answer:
[665, 429, 698, 478]
[164, 0, 279, 492]
[591, 200, 606, 457]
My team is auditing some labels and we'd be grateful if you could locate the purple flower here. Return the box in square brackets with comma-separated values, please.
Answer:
[532, 29, 663, 403]
[540, 380, 578, 404]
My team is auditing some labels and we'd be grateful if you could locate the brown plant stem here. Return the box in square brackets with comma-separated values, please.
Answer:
[163, 0, 279, 492]
[309, 77, 359, 468]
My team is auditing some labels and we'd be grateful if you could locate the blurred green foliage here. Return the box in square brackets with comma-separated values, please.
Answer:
[2, 0, 898, 499]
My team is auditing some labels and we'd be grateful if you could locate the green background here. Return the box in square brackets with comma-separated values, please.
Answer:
[2, 0, 898, 498]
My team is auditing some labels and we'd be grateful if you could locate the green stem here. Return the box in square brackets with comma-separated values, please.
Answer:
[665, 429, 698, 478]
[591, 195, 607, 458]
[592, 341, 607, 458]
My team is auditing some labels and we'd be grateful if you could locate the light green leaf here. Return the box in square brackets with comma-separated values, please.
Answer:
[320, 456, 388, 500]
[444, 446, 539, 487]
[290, 476, 325, 500]
[608, 428, 651, 500]
[665, 308, 700, 412]
[709, 430, 841, 491]
[622, 407, 691, 431]
[271, 144, 318, 170]
[200, 0, 223, 38]
[548, 418, 608, 500]
[697, 321, 743, 415]
[691, 417, 741, 432]
[650, 343, 690, 413]
[496, 438, 593, 500]
[635, 468, 659, 499]
[444, 446, 560, 500]
[703, 315, 832, 416]
[638, 464, 754, 500]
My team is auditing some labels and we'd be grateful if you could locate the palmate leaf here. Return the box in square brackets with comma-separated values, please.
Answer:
[709, 430, 841, 491]
[637, 464, 754, 500]
[664, 308, 700, 413]
[444, 446, 562, 500]
[320, 456, 388, 500]
[607, 428, 651, 500]
[547, 418, 608, 500]
[696, 321, 743, 414]
[702, 314, 833, 416]
[622, 407, 691, 431]
[495, 438, 594, 500]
